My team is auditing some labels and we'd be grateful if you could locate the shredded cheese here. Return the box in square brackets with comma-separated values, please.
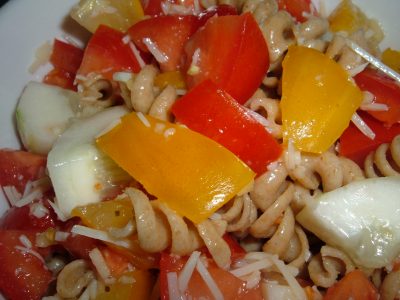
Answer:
[129, 42, 146, 69]
[196, 259, 224, 300]
[30, 202, 49, 218]
[230, 258, 273, 277]
[14, 188, 43, 207]
[71, 225, 132, 249]
[54, 231, 70, 242]
[2, 186, 21, 206]
[142, 38, 169, 63]
[48, 199, 68, 222]
[351, 112, 376, 140]
[19, 234, 33, 248]
[89, 248, 116, 285]
[15, 245, 45, 264]
[167, 272, 183, 299]
[178, 251, 201, 293]
[137, 112, 151, 128]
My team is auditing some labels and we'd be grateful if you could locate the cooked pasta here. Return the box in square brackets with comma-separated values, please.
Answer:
[364, 135, 400, 178]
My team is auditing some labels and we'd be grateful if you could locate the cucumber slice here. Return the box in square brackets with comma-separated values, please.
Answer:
[47, 105, 130, 218]
[297, 177, 400, 268]
[16, 81, 79, 155]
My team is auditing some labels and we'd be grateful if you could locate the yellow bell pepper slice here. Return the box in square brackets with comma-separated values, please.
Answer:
[281, 46, 363, 153]
[95, 270, 153, 300]
[97, 112, 255, 223]
[71, 199, 133, 231]
[71, 0, 144, 33]
[154, 71, 186, 90]
[382, 48, 400, 73]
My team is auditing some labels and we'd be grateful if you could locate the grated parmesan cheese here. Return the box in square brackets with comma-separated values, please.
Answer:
[351, 112, 376, 140]
[167, 272, 183, 299]
[122, 34, 131, 45]
[196, 259, 224, 300]
[14, 188, 43, 208]
[48, 199, 68, 222]
[178, 251, 201, 293]
[15, 245, 45, 264]
[230, 258, 273, 278]
[2, 186, 21, 206]
[54, 231, 70, 242]
[187, 48, 201, 76]
[129, 42, 146, 69]
[71, 225, 132, 249]
[107, 220, 135, 239]
[137, 112, 151, 128]
[164, 128, 176, 139]
[89, 248, 116, 285]
[142, 38, 169, 63]
[19, 234, 33, 248]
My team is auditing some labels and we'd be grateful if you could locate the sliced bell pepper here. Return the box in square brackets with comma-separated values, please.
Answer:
[184, 13, 269, 104]
[43, 68, 76, 91]
[70, 0, 144, 33]
[97, 112, 255, 224]
[49, 39, 84, 74]
[77, 25, 141, 81]
[382, 48, 400, 73]
[154, 71, 186, 90]
[328, 0, 368, 34]
[281, 46, 363, 153]
[71, 198, 134, 231]
[128, 15, 199, 72]
[354, 68, 400, 126]
[171, 80, 282, 175]
[339, 111, 400, 166]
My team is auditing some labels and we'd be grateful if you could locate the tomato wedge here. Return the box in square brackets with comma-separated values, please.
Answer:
[354, 68, 400, 126]
[172, 80, 281, 175]
[77, 25, 141, 81]
[0, 230, 53, 300]
[277, 0, 316, 22]
[339, 111, 400, 166]
[324, 270, 378, 300]
[0, 150, 46, 194]
[128, 15, 199, 72]
[184, 13, 269, 104]
[50, 39, 84, 74]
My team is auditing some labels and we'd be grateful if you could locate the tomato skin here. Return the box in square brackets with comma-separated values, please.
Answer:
[277, 0, 316, 22]
[354, 68, 400, 126]
[172, 80, 282, 175]
[50, 39, 84, 74]
[77, 25, 141, 80]
[0, 150, 46, 194]
[128, 15, 199, 72]
[197, 4, 238, 27]
[43, 68, 76, 90]
[184, 13, 269, 104]
[339, 111, 400, 166]
[0, 200, 58, 232]
[324, 270, 378, 300]
[0, 230, 53, 300]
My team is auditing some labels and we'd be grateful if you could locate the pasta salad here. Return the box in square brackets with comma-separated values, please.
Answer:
[1, 0, 400, 299]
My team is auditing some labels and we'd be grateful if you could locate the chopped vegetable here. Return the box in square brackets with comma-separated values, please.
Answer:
[128, 15, 199, 72]
[297, 177, 400, 268]
[0, 230, 53, 300]
[70, 0, 144, 33]
[184, 13, 269, 104]
[49, 39, 84, 74]
[72, 198, 133, 231]
[277, 0, 316, 22]
[281, 46, 363, 153]
[324, 270, 378, 300]
[382, 48, 400, 73]
[172, 80, 282, 175]
[339, 111, 400, 165]
[97, 112, 255, 223]
[154, 71, 186, 90]
[16, 81, 79, 155]
[354, 68, 400, 126]
[77, 25, 142, 81]
[47, 106, 130, 217]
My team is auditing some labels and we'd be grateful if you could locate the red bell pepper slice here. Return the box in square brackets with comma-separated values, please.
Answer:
[0, 230, 53, 300]
[184, 13, 269, 104]
[43, 68, 76, 90]
[277, 0, 317, 22]
[128, 15, 199, 72]
[140, 0, 198, 16]
[197, 4, 238, 27]
[339, 111, 400, 166]
[77, 25, 141, 81]
[354, 68, 400, 126]
[172, 80, 282, 175]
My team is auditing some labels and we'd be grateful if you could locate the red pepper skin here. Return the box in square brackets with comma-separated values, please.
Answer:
[172, 80, 282, 175]
[339, 111, 400, 166]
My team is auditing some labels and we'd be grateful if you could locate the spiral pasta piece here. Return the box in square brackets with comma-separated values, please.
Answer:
[364, 135, 400, 178]
[248, 96, 282, 139]
[125, 187, 230, 268]
[120, 65, 178, 121]
[308, 245, 355, 288]
[242, 0, 278, 24]
[293, 16, 329, 52]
